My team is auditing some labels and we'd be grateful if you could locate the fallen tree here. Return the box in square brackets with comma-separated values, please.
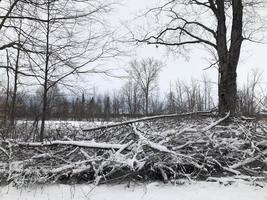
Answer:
[82, 110, 214, 132]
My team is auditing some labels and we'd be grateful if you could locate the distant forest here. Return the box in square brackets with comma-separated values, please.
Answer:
[1, 69, 265, 121]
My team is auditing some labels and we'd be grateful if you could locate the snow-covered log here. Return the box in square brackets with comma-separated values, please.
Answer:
[82, 111, 213, 132]
[17, 140, 126, 150]
[201, 111, 230, 132]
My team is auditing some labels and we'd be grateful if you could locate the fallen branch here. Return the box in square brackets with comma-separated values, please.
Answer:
[201, 111, 230, 132]
[17, 140, 126, 150]
[131, 125, 176, 154]
[230, 149, 267, 169]
[49, 160, 92, 174]
[83, 111, 213, 132]
[131, 125, 204, 170]
[175, 112, 230, 141]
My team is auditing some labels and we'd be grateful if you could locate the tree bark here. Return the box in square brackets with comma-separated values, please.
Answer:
[216, 0, 243, 116]
[218, 64, 237, 115]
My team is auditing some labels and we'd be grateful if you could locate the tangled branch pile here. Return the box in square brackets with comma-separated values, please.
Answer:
[0, 113, 266, 187]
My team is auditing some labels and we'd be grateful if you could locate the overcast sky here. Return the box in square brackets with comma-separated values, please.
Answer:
[81, 0, 267, 96]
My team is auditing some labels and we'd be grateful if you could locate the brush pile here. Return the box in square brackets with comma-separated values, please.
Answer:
[0, 112, 266, 187]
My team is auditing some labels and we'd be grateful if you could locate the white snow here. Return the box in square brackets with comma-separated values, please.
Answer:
[0, 180, 266, 200]
[17, 120, 113, 129]
[18, 140, 125, 150]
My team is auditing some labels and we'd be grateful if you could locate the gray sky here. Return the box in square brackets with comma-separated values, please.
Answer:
[82, 0, 267, 96]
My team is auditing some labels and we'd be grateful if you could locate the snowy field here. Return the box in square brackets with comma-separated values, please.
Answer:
[17, 120, 114, 129]
[0, 180, 266, 200]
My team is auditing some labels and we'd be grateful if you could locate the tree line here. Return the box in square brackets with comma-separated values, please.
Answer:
[1, 59, 266, 123]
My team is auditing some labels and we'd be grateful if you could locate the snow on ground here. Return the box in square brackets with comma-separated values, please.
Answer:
[0, 180, 266, 200]
[17, 120, 113, 129]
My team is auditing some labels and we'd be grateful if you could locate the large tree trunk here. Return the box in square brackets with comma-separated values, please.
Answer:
[218, 63, 237, 115]
[216, 0, 243, 116]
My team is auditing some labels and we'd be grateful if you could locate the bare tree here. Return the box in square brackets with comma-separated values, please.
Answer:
[175, 80, 186, 112]
[135, 0, 265, 116]
[8, 11, 25, 127]
[111, 91, 121, 117]
[3, 51, 11, 126]
[127, 58, 162, 115]
[237, 69, 263, 115]
[201, 73, 214, 111]
[151, 90, 163, 114]
[3, 0, 118, 141]
[183, 79, 203, 112]
[121, 78, 141, 115]
[166, 76, 215, 113]
[166, 85, 177, 114]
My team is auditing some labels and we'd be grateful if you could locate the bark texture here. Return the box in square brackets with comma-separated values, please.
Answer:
[216, 0, 243, 115]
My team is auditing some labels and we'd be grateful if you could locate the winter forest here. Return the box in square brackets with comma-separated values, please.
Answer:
[0, 0, 267, 199]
